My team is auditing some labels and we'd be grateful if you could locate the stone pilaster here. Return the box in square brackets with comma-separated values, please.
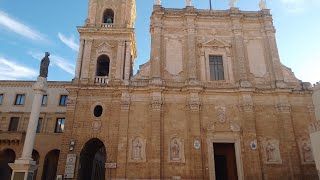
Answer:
[124, 41, 131, 82]
[80, 39, 93, 82]
[150, 14, 163, 82]
[238, 93, 263, 180]
[186, 13, 197, 81]
[116, 41, 125, 80]
[116, 91, 131, 178]
[262, 11, 285, 87]
[186, 90, 203, 178]
[149, 91, 163, 178]
[230, 10, 251, 87]
[276, 95, 302, 178]
[75, 39, 85, 79]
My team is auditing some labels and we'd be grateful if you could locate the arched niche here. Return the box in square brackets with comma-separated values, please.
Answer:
[41, 149, 60, 180]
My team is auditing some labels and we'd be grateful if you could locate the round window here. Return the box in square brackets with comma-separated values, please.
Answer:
[94, 105, 103, 118]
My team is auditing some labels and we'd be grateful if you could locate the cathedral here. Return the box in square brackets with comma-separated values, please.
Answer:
[0, 0, 319, 179]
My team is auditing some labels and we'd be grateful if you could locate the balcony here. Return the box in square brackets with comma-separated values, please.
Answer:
[0, 131, 25, 144]
[95, 76, 109, 85]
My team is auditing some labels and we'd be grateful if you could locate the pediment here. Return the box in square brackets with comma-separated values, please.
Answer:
[96, 42, 114, 54]
[200, 38, 231, 48]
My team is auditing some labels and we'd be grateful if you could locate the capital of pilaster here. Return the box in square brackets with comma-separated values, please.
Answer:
[120, 93, 131, 112]
[187, 97, 201, 112]
[151, 96, 163, 111]
[238, 103, 255, 112]
[276, 103, 291, 113]
[309, 121, 320, 133]
[33, 77, 47, 93]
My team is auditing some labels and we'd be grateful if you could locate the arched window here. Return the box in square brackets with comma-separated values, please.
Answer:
[96, 55, 110, 77]
[103, 9, 114, 24]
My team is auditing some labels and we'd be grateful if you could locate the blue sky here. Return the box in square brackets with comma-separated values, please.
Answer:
[0, 0, 319, 84]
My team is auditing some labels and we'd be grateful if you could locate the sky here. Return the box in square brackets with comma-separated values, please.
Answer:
[0, 0, 319, 84]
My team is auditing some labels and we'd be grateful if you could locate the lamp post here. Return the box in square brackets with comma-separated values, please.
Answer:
[9, 52, 50, 180]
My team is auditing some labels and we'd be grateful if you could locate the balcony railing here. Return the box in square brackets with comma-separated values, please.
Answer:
[0, 131, 25, 144]
[309, 121, 320, 133]
[85, 23, 114, 28]
[95, 76, 109, 85]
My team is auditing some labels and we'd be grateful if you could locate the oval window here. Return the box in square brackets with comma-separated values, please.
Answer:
[94, 105, 103, 118]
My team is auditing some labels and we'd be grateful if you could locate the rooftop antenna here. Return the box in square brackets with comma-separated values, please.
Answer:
[209, 0, 212, 10]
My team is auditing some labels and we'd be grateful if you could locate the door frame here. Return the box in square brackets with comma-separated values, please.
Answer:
[207, 133, 244, 180]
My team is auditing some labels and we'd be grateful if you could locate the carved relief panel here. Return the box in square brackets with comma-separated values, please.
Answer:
[129, 136, 146, 162]
[168, 137, 185, 163]
[262, 138, 282, 164]
[299, 140, 314, 164]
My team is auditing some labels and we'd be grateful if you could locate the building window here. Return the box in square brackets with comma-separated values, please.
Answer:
[15, 94, 25, 105]
[36, 118, 43, 133]
[103, 9, 114, 24]
[59, 95, 68, 106]
[209, 56, 224, 81]
[55, 118, 65, 133]
[8, 117, 19, 132]
[0, 94, 3, 105]
[96, 55, 110, 77]
[42, 95, 47, 106]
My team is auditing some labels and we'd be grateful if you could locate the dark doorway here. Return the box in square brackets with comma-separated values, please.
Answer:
[41, 149, 60, 180]
[32, 149, 40, 180]
[0, 149, 16, 180]
[213, 143, 238, 180]
[78, 138, 106, 180]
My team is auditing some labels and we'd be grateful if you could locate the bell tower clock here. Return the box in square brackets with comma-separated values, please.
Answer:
[74, 0, 137, 84]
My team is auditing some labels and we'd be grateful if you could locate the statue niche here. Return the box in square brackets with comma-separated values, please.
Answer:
[169, 137, 185, 162]
[300, 140, 314, 164]
[263, 138, 282, 164]
[130, 137, 146, 162]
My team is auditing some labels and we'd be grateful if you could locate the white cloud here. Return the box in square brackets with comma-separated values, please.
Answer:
[58, 33, 79, 51]
[0, 57, 37, 80]
[0, 11, 47, 42]
[29, 52, 75, 75]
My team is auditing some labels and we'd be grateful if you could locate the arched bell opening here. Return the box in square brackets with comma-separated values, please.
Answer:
[41, 149, 60, 180]
[103, 9, 114, 24]
[78, 138, 106, 180]
[96, 55, 110, 77]
[0, 149, 16, 180]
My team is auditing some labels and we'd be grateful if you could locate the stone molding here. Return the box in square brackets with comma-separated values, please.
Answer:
[187, 97, 201, 112]
[151, 96, 163, 111]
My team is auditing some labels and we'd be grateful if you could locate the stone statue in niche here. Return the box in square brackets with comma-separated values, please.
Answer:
[302, 142, 314, 162]
[133, 139, 142, 160]
[266, 142, 276, 161]
[39, 52, 50, 78]
[171, 140, 180, 159]
[263, 138, 282, 164]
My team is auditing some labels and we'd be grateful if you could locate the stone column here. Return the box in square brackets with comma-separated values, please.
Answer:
[187, 89, 203, 178]
[75, 39, 85, 79]
[116, 91, 130, 178]
[149, 91, 162, 178]
[230, 11, 251, 87]
[9, 77, 47, 180]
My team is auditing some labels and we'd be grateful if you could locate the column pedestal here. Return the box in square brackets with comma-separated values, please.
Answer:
[9, 77, 47, 180]
[9, 160, 37, 180]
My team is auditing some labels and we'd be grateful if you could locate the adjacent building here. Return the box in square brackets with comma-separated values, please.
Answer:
[0, 0, 319, 179]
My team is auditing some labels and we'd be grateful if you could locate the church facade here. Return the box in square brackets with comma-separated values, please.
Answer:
[0, 0, 319, 179]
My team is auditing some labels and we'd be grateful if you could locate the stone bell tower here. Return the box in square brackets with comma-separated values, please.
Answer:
[74, 0, 137, 84]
